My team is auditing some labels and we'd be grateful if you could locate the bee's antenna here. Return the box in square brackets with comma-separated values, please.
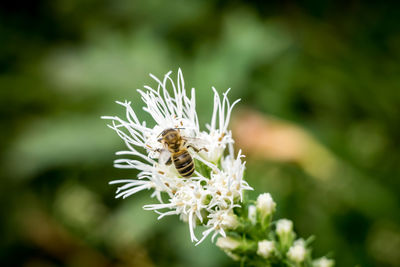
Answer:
[157, 129, 165, 139]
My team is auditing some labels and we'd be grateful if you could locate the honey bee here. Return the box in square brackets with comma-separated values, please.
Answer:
[157, 128, 207, 177]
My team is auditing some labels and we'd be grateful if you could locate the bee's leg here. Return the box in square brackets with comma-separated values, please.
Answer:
[187, 145, 208, 153]
[165, 157, 172, 165]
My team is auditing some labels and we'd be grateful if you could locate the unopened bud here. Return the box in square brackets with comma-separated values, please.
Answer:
[221, 211, 239, 230]
[287, 239, 306, 263]
[248, 205, 256, 225]
[257, 240, 275, 259]
[256, 193, 276, 218]
[216, 236, 241, 251]
[313, 257, 334, 267]
[276, 219, 293, 236]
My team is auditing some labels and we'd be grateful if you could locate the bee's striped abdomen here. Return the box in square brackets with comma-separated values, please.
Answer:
[173, 150, 194, 177]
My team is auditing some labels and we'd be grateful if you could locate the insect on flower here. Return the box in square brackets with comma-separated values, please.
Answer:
[157, 127, 208, 177]
[102, 69, 335, 263]
[102, 68, 252, 244]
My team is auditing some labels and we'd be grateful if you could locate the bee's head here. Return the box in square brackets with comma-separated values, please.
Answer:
[158, 128, 181, 145]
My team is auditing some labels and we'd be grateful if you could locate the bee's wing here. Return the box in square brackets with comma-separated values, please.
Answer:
[158, 149, 172, 165]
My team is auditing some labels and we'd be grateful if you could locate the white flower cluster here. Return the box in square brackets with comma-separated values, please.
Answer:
[102, 69, 252, 244]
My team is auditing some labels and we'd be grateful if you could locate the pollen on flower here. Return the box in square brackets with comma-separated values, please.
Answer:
[103, 69, 252, 245]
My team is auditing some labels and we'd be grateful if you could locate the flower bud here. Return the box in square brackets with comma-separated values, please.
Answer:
[225, 251, 240, 261]
[257, 240, 275, 259]
[276, 219, 295, 249]
[216, 236, 241, 251]
[256, 193, 276, 218]
[276, 219, 293, 236]
[287, 239, 307, 263]
[313, 257, 335, 267]
[248, 205, 257, 225]
[221, 211, 239, 230]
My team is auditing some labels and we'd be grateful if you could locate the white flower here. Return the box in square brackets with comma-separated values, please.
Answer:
[256, 193, 276, 218]
[143, 180, 209, 242]
[276, 219, 293, 236]
[102, 69, 251, 244]
[313, 257, 334, 267]
[199, 87, 240, 163]
[203, 149, 252, 209]
[216, 236, 241, 251]
[257, 240, 275, 259]
[287, 239, 307, 263]
[196, 207, 238, 245]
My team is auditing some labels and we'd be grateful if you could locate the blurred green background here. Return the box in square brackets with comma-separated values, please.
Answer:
[1, 1, 400, 266]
